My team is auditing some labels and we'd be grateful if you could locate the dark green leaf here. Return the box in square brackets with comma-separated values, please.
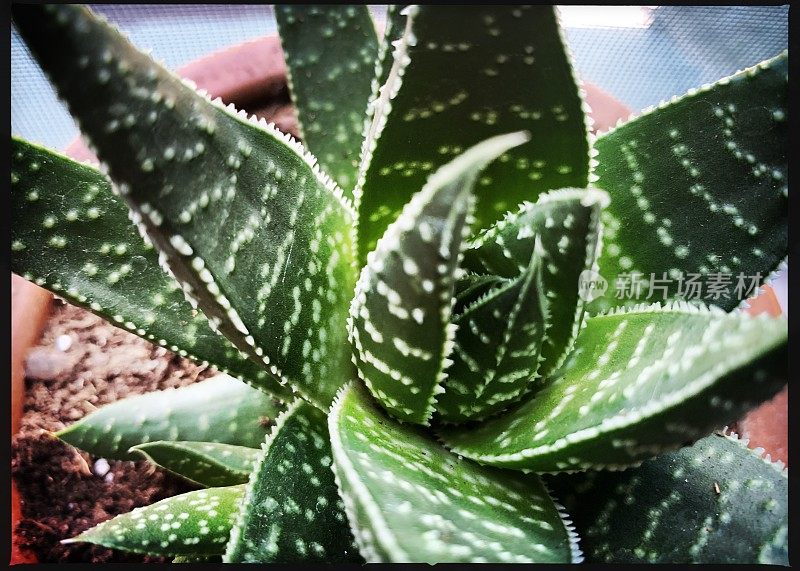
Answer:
[547, 431, 788, 564]
[440, 304, 787, 472]
[436, 239, 548, 423]
[13, 4, 358, 409]
[224, 401, 361, 563]
[56, 374, 284, 460]
[131, 441, 259, 487]
[276, 5, 379, 194]
[354, 5, 590, 265]
[590, 52, 787, 313]
[329, 383, 581, 563]
[62, 485, 245, 556]
[11, 137, 292, 400]
[462, 188, 607, 378]
[349, 133, 528, 424]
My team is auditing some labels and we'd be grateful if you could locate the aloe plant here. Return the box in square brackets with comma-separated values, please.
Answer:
[11, 5, 787, 564]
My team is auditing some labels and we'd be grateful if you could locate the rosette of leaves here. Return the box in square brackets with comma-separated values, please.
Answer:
[11, 4, 787, 564]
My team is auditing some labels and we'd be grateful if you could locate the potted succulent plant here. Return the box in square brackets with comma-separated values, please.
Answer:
[11, 4, 787, 564]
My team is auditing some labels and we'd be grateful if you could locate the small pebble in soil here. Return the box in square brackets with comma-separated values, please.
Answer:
[55, 334, 73, 352]
[93, 458, 110, 477]
[104, 472, 114, 483]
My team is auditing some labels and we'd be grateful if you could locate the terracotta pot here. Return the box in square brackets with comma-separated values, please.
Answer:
[10, 32, 788, 562]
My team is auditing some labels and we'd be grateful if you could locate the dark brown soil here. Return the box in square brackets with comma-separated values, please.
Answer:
[11, 299, 217, 563]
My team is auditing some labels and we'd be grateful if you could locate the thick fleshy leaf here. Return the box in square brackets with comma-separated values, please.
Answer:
[55, 375, 284, 460]
[62, 485, 244, 556]
[11, 137, 292, 400]
[329, 383, 581, 563]
[590, 52, 787, 313]
[224, 401, 361, 563]
[13, 4, 358, 409]
[354, 5, 590, 265]
[349, 132, 528, 424]
[452, 273, 508, 315]
[436, 240, 548, 423]
[440, 303, 787, 472]
[547, 431, 788, 564]
[131, 441, 259, 487]
[462, 188, 607, 378]
[276, 5, 379, 194]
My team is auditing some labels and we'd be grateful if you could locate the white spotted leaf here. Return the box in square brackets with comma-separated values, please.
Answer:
[547, 431, 788, 564]
[590, 52, 787, 313]
[62, 485, 245, 556]
[439, 304, 787, 472]
[13, 4, 358, 409]
[354, 5, 590, 265]
[131, 441, 260, 488]
[436, 239, 549, 423]
[329, 383, 581, 563]
[349, 132, 529, 424]
[10, 137, 292, 400]
[224, 401, 362, 563]
[462, 188, 607, 378]
[55, 375, 284, 460]
[276, 5, 379, 194]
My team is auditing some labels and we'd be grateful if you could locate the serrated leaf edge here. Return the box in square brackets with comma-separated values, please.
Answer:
[541, 479, 585, 564]
[328, 382, 405, 562]
[222, 398, 305, 562]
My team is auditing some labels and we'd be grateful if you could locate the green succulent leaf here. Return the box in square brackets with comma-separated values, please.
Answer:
[172, 555, 221, 563]
[462, 188, 607, 378]
[13, 4, 358, 410]
[354, 5, 590, 265]
[329, 383, 581, 563]
[452, 273, 509, 315]
[546, 431, 788, 564]
[349, 132, 528, 424]
[224, 401, 361, 563]
[55, 374, 284, 460]
[276, 5, 379, 194]
[131, 441, 260, 487]
[11, 137, 292, 400]
[436, 239, 548, 423]
[62, 485, 244, 556]
[440, 303, 787, 472]
[590, 52, 788, 313]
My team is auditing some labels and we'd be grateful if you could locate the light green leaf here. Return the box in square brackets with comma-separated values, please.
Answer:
[354, 5, 590, 265]
[547, 431, 788, 564]
[462, 188, 607, 378]
[55, 374, 284, 460]
[224, 401, 361, 563]
[436, 239, 548, 423]
[11, 137, 291, 400]
[131, 441, 259, 487]
[590, 52, 787, 313]
[276, 5, 379, 194]
[349, 132, 528, 424]
[440, 303, 787, 472]
[62, 485, 244, 556]
[13, 4, 358, 409]
[329, 383, 581, 563]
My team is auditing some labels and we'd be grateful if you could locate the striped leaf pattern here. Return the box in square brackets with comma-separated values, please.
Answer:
[131, 441, 260, 487]
[354, 5, 590, 265]
[590, 52, 788, 313]
[224, 401, 361, 563]
[55, 375, 284, 460]
[11, 137, 291, 399]
[13, 4, 358, 409]
[276, 5, 379, 194]
[329, 383, 581, 563]
[63, 485, 245, 556]
[349, 133, 528, 424]
[436, 239, 548, 423]
[462, 188, 607, 378]
[547, 431, 788, 564]
[440, 304, 787, 472]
